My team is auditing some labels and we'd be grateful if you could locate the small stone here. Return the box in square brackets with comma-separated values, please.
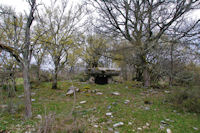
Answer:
[91, 90, 96, 93]
[31, 99, 35, 102]
[112, 92, 120, 96]
[146, 122, 150, 127]
[160, 125, 165, 130]
[80, 101, 87, 104]
[166, 128, 172, 133]
[124, 100, 130, 104]
[144, 106, 150, 110]
[161, 120, 168, 125]
[143, 125, 147, 129]
[164, 91, 170, 94]
[193, 127, 198, 130]
[35, 114, 42, 120]
[107, 105, 112, 109]
[66, 89, 74, 96]
[96, 92, 103, 95]
[137, 127, 142, 130]
[112, 102, 117, 105]
[76, 88, 80, 92]
[114, 131, 119, 133]
[113, 122, 124, 127]
[106, 112, 112, 116]
[93, 125, 98, 128]
[108, 127, 114, 131]
[128, 122, 132, 125]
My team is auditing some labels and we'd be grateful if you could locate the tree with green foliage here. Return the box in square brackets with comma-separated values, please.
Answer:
[0, 0, 36, 119]
[37, 0, 84, 89]
[87, 0, 200, 87]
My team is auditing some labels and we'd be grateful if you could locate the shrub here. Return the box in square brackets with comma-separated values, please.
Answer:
[72, 73, 89, 82]
[169, 86, 200, 113]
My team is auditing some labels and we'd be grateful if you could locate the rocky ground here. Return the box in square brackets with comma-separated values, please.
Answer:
[0, 81, 200, 132]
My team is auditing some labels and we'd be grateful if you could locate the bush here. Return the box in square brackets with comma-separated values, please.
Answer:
[169, 86, 200, 113]
[72, 73, 89, 82]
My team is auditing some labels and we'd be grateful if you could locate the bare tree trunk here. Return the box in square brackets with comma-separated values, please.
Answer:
[36, 66, 41, 83]
[141, 55, 150, 87]
[143, 66, 150, 87]
[23, 64, 32, 119]
[169, 43, 174, 87]
[135, 66, 143, 81]
[52, 66, 58, 89]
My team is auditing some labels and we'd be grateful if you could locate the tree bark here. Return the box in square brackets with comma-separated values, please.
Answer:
[135, 66, 143, 81]
[23, 64, 32, 119]
[141, 54, 150, 87]
[143, 66, 150, 87]
[36, 66, 41, 83]
[52, 66, 58, 89]
[169, 43, 174, 87]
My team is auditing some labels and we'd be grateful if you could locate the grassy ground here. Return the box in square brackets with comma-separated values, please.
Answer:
[0, 80, 200, 133]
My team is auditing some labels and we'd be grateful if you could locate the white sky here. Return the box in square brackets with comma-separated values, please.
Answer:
[1, 0, 200, 19]
[0, 0, 80, 13]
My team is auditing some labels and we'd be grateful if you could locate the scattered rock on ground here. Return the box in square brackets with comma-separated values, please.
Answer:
[137, 127, 142, 131]
[128, 122, 132, 125]
[31, 99, 35, 102]
[112, 102, 117, 105]
[143, 125, 148, 129]
[160, 120, 169, 125]
[80, 101, 87, 104]
[160, 125, 165, 130]
[166, 128, 172, 133]
[124, 100, 130, 104]
[193, 127, 198, 130]
[96, 92, 103, 95]
[35, 114, 42, 120]
[66, 89, 74, 96]
[146, 122, 150, 127]
[93, 125, 98, 128]
[108, 127, 114, 132]
[112, 92, 120, 96]
[66, 86, 80, 96]
[113, 122, 124, 127]
[106, 112, 113, 117]
[164, 91, 170, 94]
[106, 112, 112, 116]
[144, 106, 150, 111]
[107, 105, 112, 109]
[76, 88, 80, 92]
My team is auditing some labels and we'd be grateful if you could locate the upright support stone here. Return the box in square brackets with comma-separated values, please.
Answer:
[89, 76, 95, 84]
[108, 77, 113, 84]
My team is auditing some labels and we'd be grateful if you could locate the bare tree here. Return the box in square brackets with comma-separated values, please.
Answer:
[87, 0, 200, 87]
[37, 0, 85, 89]
[0, 0, 37, 118]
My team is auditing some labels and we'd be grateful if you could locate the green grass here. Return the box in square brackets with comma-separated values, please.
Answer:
[0, 81, 200, 132]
